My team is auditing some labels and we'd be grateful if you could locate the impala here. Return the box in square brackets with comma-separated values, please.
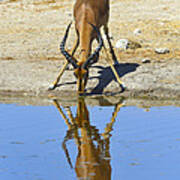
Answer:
[49, 0, 124, 94]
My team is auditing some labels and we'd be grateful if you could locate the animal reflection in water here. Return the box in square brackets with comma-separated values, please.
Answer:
[53, 98, 123, 180]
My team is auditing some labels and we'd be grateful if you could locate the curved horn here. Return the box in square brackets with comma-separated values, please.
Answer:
[82, 23, 103, 69]
[60, 22, 79, 69]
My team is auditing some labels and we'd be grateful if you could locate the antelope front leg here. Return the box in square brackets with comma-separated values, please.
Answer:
[48, 36, 79, 90]
[48, 61, 69, 90]
[52, 100, 72, 128]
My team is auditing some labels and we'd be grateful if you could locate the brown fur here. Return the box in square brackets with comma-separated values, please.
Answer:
[74, 0, 109, 63]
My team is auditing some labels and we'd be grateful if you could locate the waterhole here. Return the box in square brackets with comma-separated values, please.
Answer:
[0, 98, 180, 180]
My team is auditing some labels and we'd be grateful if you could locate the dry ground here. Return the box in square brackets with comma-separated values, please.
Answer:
[0, 0, 180, 100]
[0, 0, 180, 61]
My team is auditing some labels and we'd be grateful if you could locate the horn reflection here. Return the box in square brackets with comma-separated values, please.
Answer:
[53, 98, 123, 180]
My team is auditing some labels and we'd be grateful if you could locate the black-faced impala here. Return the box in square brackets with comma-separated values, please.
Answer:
[49, 0, 124, 94]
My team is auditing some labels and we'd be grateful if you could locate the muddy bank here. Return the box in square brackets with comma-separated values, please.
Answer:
[1, 92, 180, 108]
[0, 0, 180, 100]
[0, 59, 180, 100]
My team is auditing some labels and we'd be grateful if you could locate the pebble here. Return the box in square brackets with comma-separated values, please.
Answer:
[155, 48, 170, 54]
[134, 28, 142, 35]
[141, 58, 151, 63]
[115, 39, 142, 50]
[115, 39, 129, 50]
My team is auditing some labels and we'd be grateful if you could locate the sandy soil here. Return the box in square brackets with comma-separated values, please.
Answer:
[0, 0, 180, 100]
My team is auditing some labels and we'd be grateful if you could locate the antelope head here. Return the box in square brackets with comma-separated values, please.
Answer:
[60, 22, 103, 94]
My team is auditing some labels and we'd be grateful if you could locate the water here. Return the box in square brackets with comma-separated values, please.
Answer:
[0, 99, 180, 180]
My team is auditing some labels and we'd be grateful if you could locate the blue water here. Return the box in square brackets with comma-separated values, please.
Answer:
[0, 102, 180, 180]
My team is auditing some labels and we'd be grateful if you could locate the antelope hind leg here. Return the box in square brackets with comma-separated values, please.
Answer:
[102, 102, 123, 139]
[103, 25, 118, 64]
[103, 25, 125, 90]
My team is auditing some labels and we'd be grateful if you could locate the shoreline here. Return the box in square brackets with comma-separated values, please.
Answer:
[0, 91, 180, 107]
[0, 59, 180, 100]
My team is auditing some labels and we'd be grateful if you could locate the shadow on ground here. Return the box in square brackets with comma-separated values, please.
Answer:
[88, 63, 139, 95]
[56, 63, 139, 95]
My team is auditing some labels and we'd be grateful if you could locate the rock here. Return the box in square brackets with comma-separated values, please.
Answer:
[115, 39, 129, 50]
[142, 58, 151, 63]
[115, 39, 141, 50]
[134, 28, 142, 35]
[155, 48, 170, 54]
[128, 40, 142, 49]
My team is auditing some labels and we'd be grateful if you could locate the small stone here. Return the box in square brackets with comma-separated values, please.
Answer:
[115, 39, 141, 50]
[155, 48, 170, 54]
[115, 39, 129, 50]
[142, 58, 151, 63]
[128, 40, 142, 49]
[134, 28, 142, 35]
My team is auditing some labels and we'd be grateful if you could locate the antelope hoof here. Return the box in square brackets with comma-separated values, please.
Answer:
[120, 83, 126, 92]
[78, 92, 86, 96]
[114, 61, 119, 66]
[77, 89, 87, 96]
[48, 84, 56, 91]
